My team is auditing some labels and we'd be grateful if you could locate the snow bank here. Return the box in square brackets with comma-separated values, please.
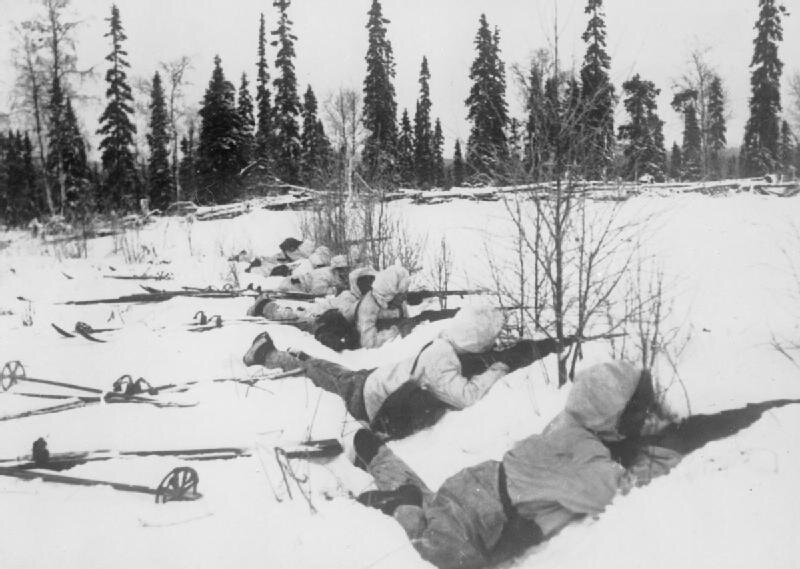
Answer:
[1, 193, 800, 569]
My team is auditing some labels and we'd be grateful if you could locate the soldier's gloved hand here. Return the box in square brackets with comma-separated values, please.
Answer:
[397, 319, 417, 337]
[405, 292, 424, 306]
[245, 258, 262, 273]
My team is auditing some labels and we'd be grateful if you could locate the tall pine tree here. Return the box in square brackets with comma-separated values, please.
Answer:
[452, 139, 465, 186]
[178, 120, 198, 202]
[742, 0, 787, 175]
[707, 75, 727, 179]
[255, 13, 274, 163]
[523, 60, 546, 180]
[414, 56, 433, 187]
[672, 89, 702, 180]
[271, 0, 301, 183]
[465, 15, 508, 175]
[778, 120, 795, 172]
[362, 0, 398, 186]
[669, 142, 683, 180]
[47, 72, 67, 210]
[432, 118, 445, 188]
[147, 71, 172, 211]
[396, 109, 415, 187]
[580, 0, 615, 179]
[618, 74, 665, 181]
[198, 55, 242, 203]
[97, 4, 137, 209]
[238, 73, 255, 168]
[300, 85, 331, 183]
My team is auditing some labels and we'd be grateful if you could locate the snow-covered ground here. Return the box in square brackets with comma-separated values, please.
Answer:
[1, 193, 799, 569]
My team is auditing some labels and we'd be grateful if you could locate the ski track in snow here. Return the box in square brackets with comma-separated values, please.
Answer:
[1, 193, 799, 569]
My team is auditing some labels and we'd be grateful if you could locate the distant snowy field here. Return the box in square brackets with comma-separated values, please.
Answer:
[1, 193, 799, 569]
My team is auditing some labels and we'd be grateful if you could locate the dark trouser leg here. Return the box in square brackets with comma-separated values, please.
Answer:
[488, 464, 543, 564]
[370, 382, 450, 439]
[302, 358, 372, 422]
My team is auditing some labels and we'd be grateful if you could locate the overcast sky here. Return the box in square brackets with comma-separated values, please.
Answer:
[1, 0, 798, 157]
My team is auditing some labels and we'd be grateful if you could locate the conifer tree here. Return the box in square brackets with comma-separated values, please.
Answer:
[198, 55, 242, 203]
[672, 89, 702, 180]
[580, 0, 615, 179]
[4, 132, 26, 224]
[62, 98, 88, 198]
[618, 74, 665, 181]
[523, 61, 546, 180]
[362, 0, 398, 186]
[742, 0, 787, 175]
[465, 14, 508, 174]
[396, 109, 415, 187]
[452, 139, 465, 186]
[255, 13, 274, 162]
[22, 132, 40, 216]
[432, 118, 445, 188]
[669, 142, 683, 180]
[147, 71, 172, 210]
[237, 73, 255, 168]
[271, 0, 301, 183]
[300, 85, 331, 182]
[707, 75, 727, 179]
[47, 73, 66, 209]
[97, 4, 137, 208]
[178, 121, 198, 202]
[778, 120, 795, 172]
[414, 56, 433, 187]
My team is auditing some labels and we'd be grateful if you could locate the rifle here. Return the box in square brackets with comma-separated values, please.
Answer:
[405, 289, 490, 306]
[606, 398, 800, 468]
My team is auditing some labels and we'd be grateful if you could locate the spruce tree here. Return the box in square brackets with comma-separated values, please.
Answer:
[271, 0, 301, 183]
[198, 55, 242, 203]
[580, 0, 615, 179]
[523, 61, 545, 180]
[22, 132, 40, 217]
[778, 120, 795, 172]
[362, 0, 398, 186]
[465, 15, 508, 174]
[4, 132, 25, 224]
[618, 74, 665, 181]
[669, 142, 683, 180]
[414, 56, 433, 187]
[396, 109, 415, 187]
[178, 122, 198, 202]
[62, 98, 88, 199]
[672, 89, 702, 180]
[452, 139, 465, 186]
[742, 0, 787, 175]
[314, 119, 332, 174]
[47, 72, 67, 211]
[147, 71, 172, 211]
[238, 73, 256, 168]
[300, 85, 331, 182]
[707, 75, 727, 179]
[97, 4, 137, 209]
[432, 118, 445, 188]
[255, 13, 274, 162]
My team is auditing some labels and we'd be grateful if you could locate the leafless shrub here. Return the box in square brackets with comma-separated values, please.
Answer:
[426, 237, 453, 308]
[301, 185, 425, 273]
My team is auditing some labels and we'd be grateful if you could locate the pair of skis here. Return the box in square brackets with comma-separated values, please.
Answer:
[0, 437, 343, 504]
[0, 360, 306, 422]
[51, 321, 116, 342]
[0, 361, 198, 421]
